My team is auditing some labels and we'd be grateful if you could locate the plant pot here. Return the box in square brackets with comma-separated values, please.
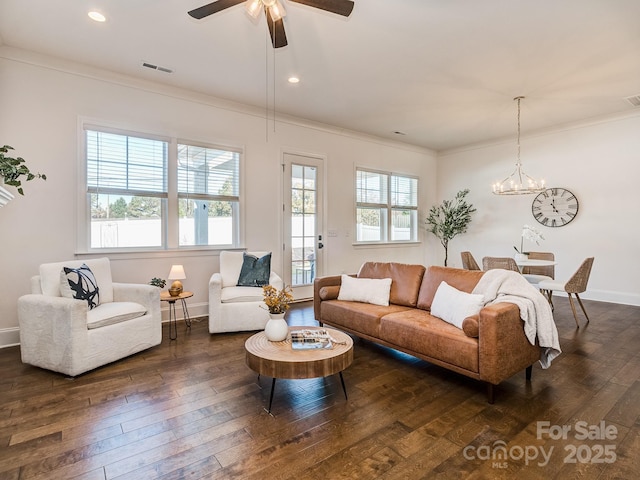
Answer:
[264, 313, 288, 342]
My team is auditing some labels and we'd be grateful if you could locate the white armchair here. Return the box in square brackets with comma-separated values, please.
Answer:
[209, 251, 283, 334]
[17, 257, 161, 376]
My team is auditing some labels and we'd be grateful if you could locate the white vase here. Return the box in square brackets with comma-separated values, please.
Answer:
[514, 253, 529, 262]
[264, 314, 289, 342]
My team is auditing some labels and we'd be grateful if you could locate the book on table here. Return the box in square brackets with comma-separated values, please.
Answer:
[291, 329, 333, 350]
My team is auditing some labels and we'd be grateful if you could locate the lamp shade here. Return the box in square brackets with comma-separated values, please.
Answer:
[167, 265, 186, 296]
[168, 265, 186, 280]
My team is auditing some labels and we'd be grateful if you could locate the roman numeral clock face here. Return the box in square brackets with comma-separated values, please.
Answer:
[532, 188, 579, 227]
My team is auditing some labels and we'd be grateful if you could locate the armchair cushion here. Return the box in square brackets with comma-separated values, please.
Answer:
[237, 252, 271, 287]
[221, 286, 265, 303]
[86, 301, 147, 329]
[60, 264, 100, 309]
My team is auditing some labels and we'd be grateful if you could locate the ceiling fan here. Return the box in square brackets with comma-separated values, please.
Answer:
[188, 0, 355, 49]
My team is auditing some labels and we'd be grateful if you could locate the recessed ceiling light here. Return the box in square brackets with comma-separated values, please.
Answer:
[88, 11, 106, 22]
[288, 76, 300, 84]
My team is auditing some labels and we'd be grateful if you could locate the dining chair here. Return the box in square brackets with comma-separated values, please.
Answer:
[538, 257, 595, 328]
[460, 251, 481, 270]
[482, 256, 520, 272]
[521, 251, 555, 285]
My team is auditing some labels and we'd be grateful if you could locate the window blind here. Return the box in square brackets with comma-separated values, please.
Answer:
[177, 144, 240, 198]
[86, 130, 167, 195]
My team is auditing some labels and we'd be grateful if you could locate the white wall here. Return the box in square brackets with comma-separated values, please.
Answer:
[437, 113, 640, 306]
[0, 48, 436, 347]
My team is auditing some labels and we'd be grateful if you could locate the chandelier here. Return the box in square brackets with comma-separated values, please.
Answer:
[492, 96, 545, 195]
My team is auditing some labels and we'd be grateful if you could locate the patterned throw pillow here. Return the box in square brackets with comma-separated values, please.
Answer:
[237, 252, 271, 287]
[60, 264, 101, 309]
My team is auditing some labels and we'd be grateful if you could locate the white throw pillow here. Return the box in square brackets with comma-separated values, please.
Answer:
[430, 281, 485, 329]
[337, 274, 392, 306]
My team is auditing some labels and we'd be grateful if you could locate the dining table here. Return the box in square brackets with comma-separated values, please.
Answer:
[514, 258, 558, 273]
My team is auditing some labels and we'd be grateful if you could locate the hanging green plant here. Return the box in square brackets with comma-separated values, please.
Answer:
[0, 145, 46, 195]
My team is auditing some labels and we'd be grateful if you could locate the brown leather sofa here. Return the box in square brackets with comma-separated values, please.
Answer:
[313, 262, 541, 403]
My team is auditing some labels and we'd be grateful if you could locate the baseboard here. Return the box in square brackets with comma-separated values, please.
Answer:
[0, 328, 20, 349]
[553, 289, 640, 307]
[160, 301, 208, 322]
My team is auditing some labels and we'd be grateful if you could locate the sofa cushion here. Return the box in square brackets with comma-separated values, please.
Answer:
[417, 266, 484, 311]
[60, 264, 101, 310]
[430, 281, 484, 329]
[338, 274, 392, 306]
[358, 262, 426, 307]
[86, 302, 147, 329]
[380, 309, 479, 372]
[321, 300, 412, 338]
[221, 286, 264, 303]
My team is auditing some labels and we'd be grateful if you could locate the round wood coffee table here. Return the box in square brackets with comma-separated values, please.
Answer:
[245, 327, 353, 414]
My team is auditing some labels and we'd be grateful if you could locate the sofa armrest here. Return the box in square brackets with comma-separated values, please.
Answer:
[477, 302, 541, 384]
[18, 294, 89, 353]
[113, 283, 160, 318]
[209, 272, 223, 307]
[313, 274, 346, 321]
[269, 271, 284, 290]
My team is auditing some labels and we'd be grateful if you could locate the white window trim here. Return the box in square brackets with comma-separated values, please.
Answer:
[354, 166, 419, 245]
[76, 118, 245, 254]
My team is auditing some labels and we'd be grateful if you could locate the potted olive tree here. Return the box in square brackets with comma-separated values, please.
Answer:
[425, 189, 476, 267]
[0, 145, 46, 205]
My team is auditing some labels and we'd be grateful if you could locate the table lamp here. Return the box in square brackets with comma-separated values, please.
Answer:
[168, 265, 186, 297]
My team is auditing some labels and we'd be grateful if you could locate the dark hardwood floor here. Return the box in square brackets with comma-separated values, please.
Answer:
[1, 298, 639, 479]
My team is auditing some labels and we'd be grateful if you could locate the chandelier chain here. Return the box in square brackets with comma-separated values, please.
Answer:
[491, 96, 546, 195]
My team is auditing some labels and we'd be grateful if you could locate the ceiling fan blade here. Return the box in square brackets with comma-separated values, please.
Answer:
[266, 10, 288, 48]
[188, 0, 245, 19]
[289, 0, 354, 17]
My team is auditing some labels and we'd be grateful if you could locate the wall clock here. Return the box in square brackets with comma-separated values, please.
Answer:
[531, 188, 579, 227]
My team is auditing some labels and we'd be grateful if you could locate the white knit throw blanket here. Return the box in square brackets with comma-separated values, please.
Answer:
[472, 269, 561, 369]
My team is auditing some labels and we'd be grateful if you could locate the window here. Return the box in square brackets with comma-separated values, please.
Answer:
[177, 144, 240, 246]
[87, 129, 168, 249]
[356, 168, 418, 243]
[84, 126, 241, 250]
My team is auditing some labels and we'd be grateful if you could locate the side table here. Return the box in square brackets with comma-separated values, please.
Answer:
[160, 291, 193, 340]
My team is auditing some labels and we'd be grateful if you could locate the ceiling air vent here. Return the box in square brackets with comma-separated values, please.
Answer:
[625, 94, 640, 107]
[142, 62, 173, 74]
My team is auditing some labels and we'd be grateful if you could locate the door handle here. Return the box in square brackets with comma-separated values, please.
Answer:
[318, 242, 324, 249]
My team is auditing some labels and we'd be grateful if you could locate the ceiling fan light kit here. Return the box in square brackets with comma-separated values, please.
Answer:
[246, 0, 286, 21]
[492, 96, 546, 196]
[188, 0, 355, 49]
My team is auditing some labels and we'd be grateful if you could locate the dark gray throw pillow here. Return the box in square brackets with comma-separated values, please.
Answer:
[237, 252, 271, 287]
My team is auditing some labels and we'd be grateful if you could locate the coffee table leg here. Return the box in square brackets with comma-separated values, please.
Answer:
[339, 371, 348, 400]
[267, 378, 276, 414]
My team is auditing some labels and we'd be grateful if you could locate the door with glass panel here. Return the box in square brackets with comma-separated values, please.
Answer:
[283, 153, 324, 300]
